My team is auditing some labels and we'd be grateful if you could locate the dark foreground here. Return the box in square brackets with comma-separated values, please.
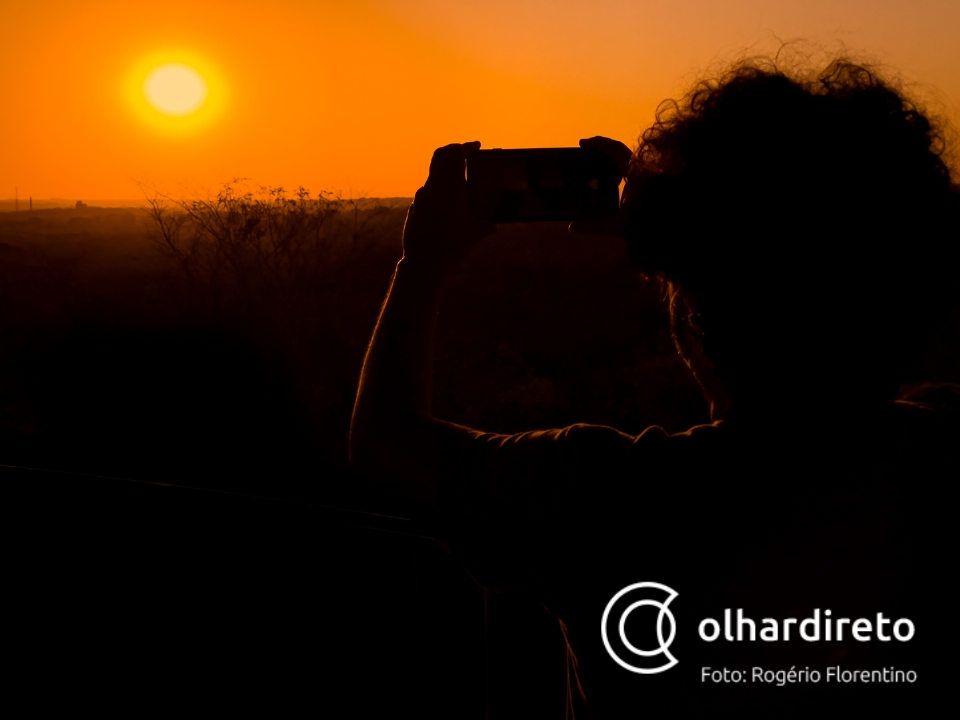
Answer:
[2, 205, 956, 715]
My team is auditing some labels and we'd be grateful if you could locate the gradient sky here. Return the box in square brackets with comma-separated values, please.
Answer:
[2, 0, 958, 200]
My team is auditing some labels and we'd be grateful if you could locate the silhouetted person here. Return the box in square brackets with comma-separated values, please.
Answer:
[350, 59, 958, 717]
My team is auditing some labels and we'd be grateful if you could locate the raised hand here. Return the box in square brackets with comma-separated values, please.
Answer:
[402, 142, 496, 275]
[569, 136, 632, 237]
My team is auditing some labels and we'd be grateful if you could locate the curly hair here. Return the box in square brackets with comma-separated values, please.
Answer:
[632, 60, 951, 185]
[622, 58, 958, 413]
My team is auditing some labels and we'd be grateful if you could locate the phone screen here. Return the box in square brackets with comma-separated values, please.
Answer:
[467, 147, 620, 223]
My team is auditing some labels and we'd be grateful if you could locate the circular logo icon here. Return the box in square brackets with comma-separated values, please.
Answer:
[600, 581, 678, 674]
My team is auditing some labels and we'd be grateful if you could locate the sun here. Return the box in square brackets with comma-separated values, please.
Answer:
[144, 63, 208, 116]
[126, 50, 225, 134]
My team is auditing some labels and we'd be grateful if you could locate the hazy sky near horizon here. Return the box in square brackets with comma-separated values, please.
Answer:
[2, 0, 958, 199]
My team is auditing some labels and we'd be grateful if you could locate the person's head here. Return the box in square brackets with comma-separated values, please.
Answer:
[621, 57, 958, 419]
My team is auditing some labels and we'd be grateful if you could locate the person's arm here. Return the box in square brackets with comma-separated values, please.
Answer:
[349, 137, 633, 510]
[349, 142, 494, 509]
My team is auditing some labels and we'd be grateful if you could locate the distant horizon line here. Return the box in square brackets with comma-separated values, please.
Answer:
[1, 196, 416, 202]
[0, 196, 415, 212]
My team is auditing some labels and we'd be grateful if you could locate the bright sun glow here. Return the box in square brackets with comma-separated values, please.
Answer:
[127, 51, 225, 134]
[144, 64, 208, 116]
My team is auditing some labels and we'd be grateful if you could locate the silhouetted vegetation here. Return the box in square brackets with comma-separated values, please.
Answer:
[145, 183, 392, 314]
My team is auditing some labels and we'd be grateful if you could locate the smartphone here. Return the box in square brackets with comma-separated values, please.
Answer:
[467, 147, 621, 223]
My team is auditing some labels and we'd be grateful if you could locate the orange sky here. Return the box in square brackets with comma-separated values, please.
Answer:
[2, 0, 958, 200]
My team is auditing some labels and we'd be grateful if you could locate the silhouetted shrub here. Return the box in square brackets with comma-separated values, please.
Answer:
[145, 182, 396, 317]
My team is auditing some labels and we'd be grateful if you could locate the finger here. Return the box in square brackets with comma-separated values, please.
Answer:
[428, 143, 471, 184]
[579, 136, 629, 154]
[409, 187, 427, 214]
[579, 136, 632, 175]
